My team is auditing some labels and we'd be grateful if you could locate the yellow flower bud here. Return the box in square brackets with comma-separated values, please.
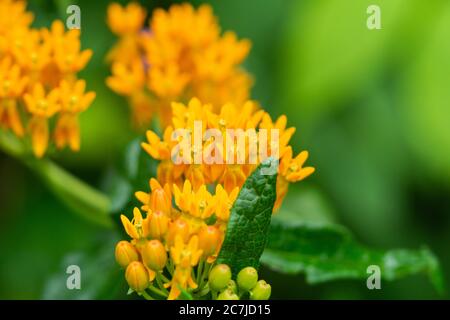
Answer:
[198, 225, 221, 258]
[151, 188, 172, 214]
[148, 210, 169, 239]
[166, 218, 190, 246]
[142, 239, 167, 271]
[115, 240, 139, 268]
[125, 261, 149, 292]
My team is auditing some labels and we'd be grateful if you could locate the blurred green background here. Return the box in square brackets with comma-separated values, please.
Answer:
[0, 0, 449, 299]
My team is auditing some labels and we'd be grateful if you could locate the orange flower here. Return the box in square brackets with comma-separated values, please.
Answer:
[173, 180, 216, 219]
[135, 178, 172, 214]
[121, 207, 150, 241]
[0, 57, 28, 136]
[58, 79, 96, 113]
[23, 84, 60, 157]
[166, 235, 203, 299]
[107, 2, 146, 36]
[214, 184, 239, 222]
[44, 21, 92, 74]
[279, 147, 315, 183]
[106, 59, 145, 96]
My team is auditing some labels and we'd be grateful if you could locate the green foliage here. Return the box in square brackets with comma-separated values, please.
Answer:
[102, 137, 158, 228]
[217, 158, 277, 275]
[42, 234, 125, 299]
[0, 132, 112, 228]
[398, 2, 450, 186]
[261, 218, 444, 293]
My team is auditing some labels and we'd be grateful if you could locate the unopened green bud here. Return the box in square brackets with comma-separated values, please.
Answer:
[217, 289, 239, 300]
[237, 266, 258, 291]
[250, 280, 271, 300]
[208, 264, 232, 291]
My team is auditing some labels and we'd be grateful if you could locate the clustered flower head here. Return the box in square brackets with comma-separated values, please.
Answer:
[116, 96, 314, 300]
[116, 177, 237, 300]
[114, 3, 314, 301]
[0, 0, 95, 157]
[142, 97, 315, 211]
[106, 2, 252, 128]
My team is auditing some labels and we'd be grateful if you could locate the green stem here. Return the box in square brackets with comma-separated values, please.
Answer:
[0, 131, 113, 228]
[156, 273, 169, 294]
[159, 272, 171, 283]
[195, 284, 210, 298]
[199, 262, 212, 290]
[148, 285, 168, 298]
[141, 290, 155, 300]
[166, 259, 174, 275]
[196, 259, 204, 285]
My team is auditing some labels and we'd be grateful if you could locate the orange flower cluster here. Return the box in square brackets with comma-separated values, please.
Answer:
[116, 178, 238, 300]
[106, 2, 252, 128]
[0, 0, 95, 157]
[114, 3, 314, 301]
[142, 97, 315, 211]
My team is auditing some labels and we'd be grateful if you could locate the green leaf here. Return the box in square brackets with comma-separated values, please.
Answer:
[261, 219, 445, 293]
[217, 158, 278, 275]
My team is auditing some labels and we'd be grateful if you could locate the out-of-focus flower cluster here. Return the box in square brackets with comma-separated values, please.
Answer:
[116, 177, 238, 300]
[0, 0, 95, 157]
[106, 2, 252, 128]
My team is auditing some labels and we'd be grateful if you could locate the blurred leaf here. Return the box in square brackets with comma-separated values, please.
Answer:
[217, 159, 277, 275]
[306, 92, 411, 244]
[276, 185, 337, 225]
[280, 0, 392, 121]
[101, 137, 157, 230]
[42, 233, 126, 299]
[122, 137, 158, 191]
[261, 219, 444, 293]
[279, 0, 446, 127]
[397, 2, 450, 186]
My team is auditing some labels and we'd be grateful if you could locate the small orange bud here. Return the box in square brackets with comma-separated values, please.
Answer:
[198, 225, 221, 258]
[150, 179, 172, 214]
[125, 261, 149, 292]
[148, 210, 169, 239]
[166, 218, 190, 246]
[115, 240, 139, 268]
[142, 239, 167, 271]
